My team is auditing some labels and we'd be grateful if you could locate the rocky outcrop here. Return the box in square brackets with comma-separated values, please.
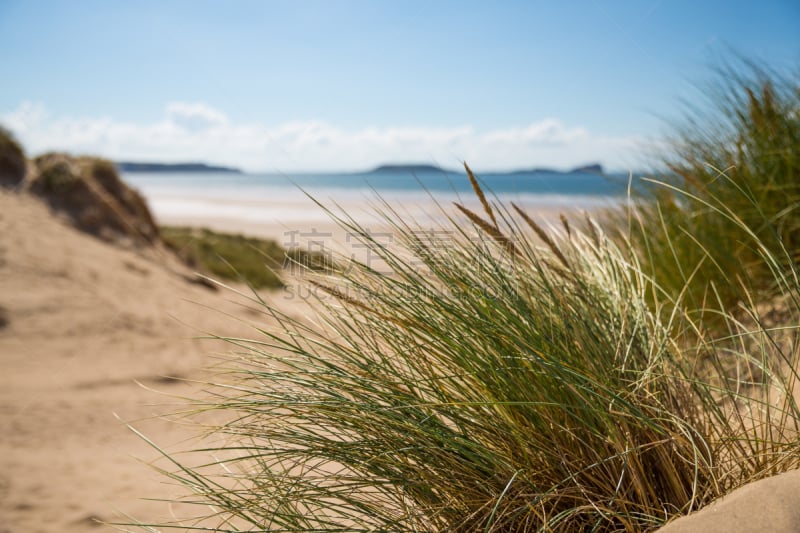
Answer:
[22, 153, 160, 247]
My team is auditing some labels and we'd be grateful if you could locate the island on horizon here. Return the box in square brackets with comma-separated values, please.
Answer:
[368, 163, 454, 174]
[501, 163, 605, 176]
[114, 161, 607, 176]
[366, 162, 605, 176]
[116, 161, 243, 173]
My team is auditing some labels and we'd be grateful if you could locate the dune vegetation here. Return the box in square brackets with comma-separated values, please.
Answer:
[130, 62, 799, 531]
[0, 138, 318, 289]
[618, 61, 800, 318]
[160, 226, 332, 289]
[28, 153, 162, 245]
[0, 126, 27, 187]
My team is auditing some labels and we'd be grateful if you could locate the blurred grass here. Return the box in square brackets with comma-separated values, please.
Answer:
[0, 126, 26, 186]
[161, 226, 331, 289]
[617, 60, 800, 316]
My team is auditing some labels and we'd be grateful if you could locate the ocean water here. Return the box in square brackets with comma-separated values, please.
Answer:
[123, 169, 630, 225]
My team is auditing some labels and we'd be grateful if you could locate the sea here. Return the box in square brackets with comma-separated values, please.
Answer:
[122, 168, 633, 228]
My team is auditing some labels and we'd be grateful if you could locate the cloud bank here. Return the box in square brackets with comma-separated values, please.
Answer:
[2, 101, 641, 172]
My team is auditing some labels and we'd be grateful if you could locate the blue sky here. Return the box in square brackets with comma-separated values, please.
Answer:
[1, 0, 798, 171]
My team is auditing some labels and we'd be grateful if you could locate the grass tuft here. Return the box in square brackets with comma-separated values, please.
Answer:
[617, 60, 800, 315]
[0, 125, 26, 187]
[129, 181, 799, 531]
[128, 60, 800, 532]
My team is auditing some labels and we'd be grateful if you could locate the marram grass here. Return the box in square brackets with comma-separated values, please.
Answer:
[127, 170, 799, 532]
[128, 64, 800, 531]
[618, 60, 800, 315]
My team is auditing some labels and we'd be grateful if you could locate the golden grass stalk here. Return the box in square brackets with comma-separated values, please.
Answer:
[464, 162, 498, 227]
[454, 202, 519, 257]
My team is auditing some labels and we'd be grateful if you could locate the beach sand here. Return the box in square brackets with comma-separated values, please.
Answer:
[657, 470, 800, 532]
[0, 190, 310, 531]
[2, 188, 798, 532]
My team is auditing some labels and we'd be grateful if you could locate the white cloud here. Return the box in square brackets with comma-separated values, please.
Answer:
[1, 101, 642, 172]
[3, 101, 48, 128]
[165, 101, 229, 130]
[482, 120, 588, 146]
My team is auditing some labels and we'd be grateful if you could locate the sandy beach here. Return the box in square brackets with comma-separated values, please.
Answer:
[2, 2, 796, 529]
[0, 183, 594, 531]
[0, 189, 314, 531]
[3, 186, 800, 532]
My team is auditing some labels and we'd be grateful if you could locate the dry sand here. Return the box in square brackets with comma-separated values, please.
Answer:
[2, 188, 798, 532]
[0, 190, 306, 532]
[657, 470, 800, 532]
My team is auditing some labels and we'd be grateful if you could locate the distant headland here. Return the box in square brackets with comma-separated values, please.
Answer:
[368, 164, 453, 174]
[501, 163, 605, 176]
[114, 161, 606, 176]
[366, 163, 605, 176]
[116, 162, 243, 173]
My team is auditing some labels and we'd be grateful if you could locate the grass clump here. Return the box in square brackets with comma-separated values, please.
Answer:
[34, 154, 82, 193]
[0, 125, 26, 187]
[620, 61, 800, 314]
[161, 226, 330, 289]
[131, 180, 799, 531]
[27, 153, 161, 245]
[129, 63, 800, 532]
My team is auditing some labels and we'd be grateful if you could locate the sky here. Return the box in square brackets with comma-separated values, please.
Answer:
[1, 0, 798, 172]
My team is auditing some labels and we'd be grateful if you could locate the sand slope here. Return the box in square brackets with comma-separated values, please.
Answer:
[657, 470, 800, 532]
[0, 190, 292, 532]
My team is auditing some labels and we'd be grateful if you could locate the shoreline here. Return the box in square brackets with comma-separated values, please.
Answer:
[150, 198, 595, 276]
[148, 194, 600, 242]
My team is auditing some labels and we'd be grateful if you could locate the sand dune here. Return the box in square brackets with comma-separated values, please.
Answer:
[0, 190, 300, 532]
